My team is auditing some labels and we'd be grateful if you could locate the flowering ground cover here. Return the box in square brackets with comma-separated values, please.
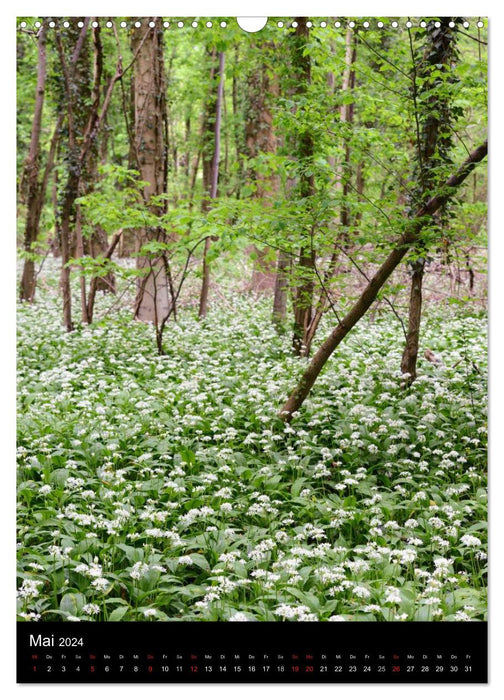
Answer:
[17, 269, 487, 622]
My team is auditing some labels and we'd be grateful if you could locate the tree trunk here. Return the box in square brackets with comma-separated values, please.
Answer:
[272, 250, 290, 330]
[401, 260, 424, 377]
[290, 19, 316, 355]
[86, 230, 122, 323]
[401, 19, 458, 382]
[243, 46, 280, 296]
[132, 19, 170, 322]
[198, 50, 225, 319]
[55, 19, 91, 331]
[19, 25, 47, 303]
[86, 24, 116, 296]
[279, 141, 487, 421]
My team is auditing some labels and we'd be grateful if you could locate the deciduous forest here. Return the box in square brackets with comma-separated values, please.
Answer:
[17, 17, 487, 622]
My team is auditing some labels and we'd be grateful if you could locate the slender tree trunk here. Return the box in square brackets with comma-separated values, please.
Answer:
[55, 19, 91, 331]
[199, 50, 225, 319]
[401, 260, 424, 377]
[55, 18, 131, 329]
[20, 25, 47, 302]
[60, 167, 80, 332]
[291, 19, 316, 355]
[272, 251, 290, 330]
[87, 230, 122, 323]
[243, 46, 280, 296]
[75, 205, 89, 323]
[86, 24, 115, 296]
[279, 142, 487, 421]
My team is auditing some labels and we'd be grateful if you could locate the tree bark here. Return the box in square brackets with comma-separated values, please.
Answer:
[279, 141, 487, 421]
[19, 25, 47, 303]
[55, 19, 91, 331]
[132, 19, 170, 322]
[400, 260, 424, 377]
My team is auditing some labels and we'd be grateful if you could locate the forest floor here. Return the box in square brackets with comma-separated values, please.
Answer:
[17, 260, 487, 622]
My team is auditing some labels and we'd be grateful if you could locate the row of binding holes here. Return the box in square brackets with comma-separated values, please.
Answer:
[19, 20, 229, 29]
[20, 19, 485, 30]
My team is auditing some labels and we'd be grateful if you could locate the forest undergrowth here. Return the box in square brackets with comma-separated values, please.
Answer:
[17, 262, 487, 622]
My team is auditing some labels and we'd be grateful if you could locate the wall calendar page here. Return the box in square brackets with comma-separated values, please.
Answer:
[16, 14, 488, 685]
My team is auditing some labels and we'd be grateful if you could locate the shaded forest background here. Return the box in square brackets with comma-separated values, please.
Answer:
[17, 17, 487, 413]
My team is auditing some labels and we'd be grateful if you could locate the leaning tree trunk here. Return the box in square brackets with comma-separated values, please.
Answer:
[401, 19, 458, 381]
[279, 141, 487, 421]
[19, 25, 47, 303]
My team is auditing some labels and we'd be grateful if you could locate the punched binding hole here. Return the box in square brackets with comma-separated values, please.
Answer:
[237, 17, 268, 33]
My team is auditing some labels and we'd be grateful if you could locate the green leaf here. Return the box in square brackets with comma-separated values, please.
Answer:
[109, 606, 130, 621]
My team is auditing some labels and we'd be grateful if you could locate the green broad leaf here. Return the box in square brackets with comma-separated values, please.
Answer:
[49, 469, 70, 486]
[291, 478, 308, 497]
[109, 606, 130, 621]
[116, 544, 144, 563]
[59, 592, 85, 616]
[190, 553, 210, 570]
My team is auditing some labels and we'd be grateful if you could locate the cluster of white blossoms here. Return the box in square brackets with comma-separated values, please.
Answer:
[460, 534, 482, 547]
[17, 579, 44, 600]
[17, 264, 487, 622]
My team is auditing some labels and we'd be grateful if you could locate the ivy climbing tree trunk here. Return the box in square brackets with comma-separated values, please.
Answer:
[55, 19, 91, 331]
[279, 141, 487, 421]
[401, 19, 458, 382]
[19, 24, 47, 303]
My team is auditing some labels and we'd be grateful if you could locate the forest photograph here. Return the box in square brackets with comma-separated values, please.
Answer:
[16, 17, 487, 623]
